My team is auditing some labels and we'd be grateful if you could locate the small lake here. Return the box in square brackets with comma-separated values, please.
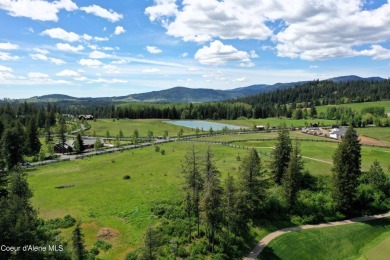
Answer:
[165, 120, 243, 131]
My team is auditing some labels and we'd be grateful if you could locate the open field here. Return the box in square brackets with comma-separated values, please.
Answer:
[85, 118, 199, 137]
[218, 118, 336, 128]
[316, 101, 390, 114]
[27, 141, 249, 259]
[357, 127, 390, 143]
[259, 217, 390, 260]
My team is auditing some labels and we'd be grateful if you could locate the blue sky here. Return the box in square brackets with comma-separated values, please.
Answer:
[0, 0, 390, 98]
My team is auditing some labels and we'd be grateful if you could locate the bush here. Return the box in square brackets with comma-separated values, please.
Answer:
[94, 239, 112, 251]
[161, 149, 166, 155]
[123, 175, 131, 180]
[46, 214, 76, 229]
[154, 146, 160, 152]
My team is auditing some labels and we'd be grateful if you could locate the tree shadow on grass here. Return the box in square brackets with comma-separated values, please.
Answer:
[258, 247, 281, 260]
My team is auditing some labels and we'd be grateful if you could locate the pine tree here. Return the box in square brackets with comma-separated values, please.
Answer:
[25, 116, 41, 156]
[1, 123, 25, 170]
[142, 225, 161, 260]
[74, 133, 84, 154]
[132, 129, 139, 144]
[223, 174, 238, 249]
[282, 140, 303, 209]
[58, 117, 67, 147]
[200, 147, 222, 253]
[236, 148, 264, 222]
[332, 126, 361, 214]
[368, 160, 389, 194]
[72, 222, 86, 260]
[271, 124, 292, 184]
[181, 144, 203, 238]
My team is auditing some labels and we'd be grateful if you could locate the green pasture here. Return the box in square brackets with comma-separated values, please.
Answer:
[316, 101, 390, 115]
[85, 119, 198, 137]
[357, 127, 390, 142]
[218, 118, 336, 128]
[27, 142, 249, 259]
[259, 217, 390, 260]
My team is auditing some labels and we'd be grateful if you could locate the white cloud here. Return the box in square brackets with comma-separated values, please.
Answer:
[103, 65, 120, 74]
[239, 62, 255, 68]
[94, 36, 109, 42]
[0, 42, 19, 50]
[195, 40, 250, 66]
[56, 69, 80, 77]
[28, 72, 50, 80]
[89, 78, 128, 84]
[146, 1, 390, 61]
[146, 46, 162, 54]
[187, 67, 199, 72]
[114, 26, 126, 35]
[234, 77, 247, 82]
[33, 48, 49, 54]
[56, 43, 84, 52]
[0, 65, 12, 72]
[0, 52, 20, 61]
[79, 59, 103, 68]
[30, 53, 48, 61]
[310, 65, 319, 69]
[42, 28, 80, 42]
[80, 5, 123, 22]
[145, 0, 178, 22]
[89, 51, 112, 59]
[111, 59, 127, 64]
[49, 58, 66, 65]
[0, 0, 77, 21]
[250, 50, 258, 58]
[142, 68, 160, 73]
[181, 52, 188, 58]
[359, 45, 390, 60]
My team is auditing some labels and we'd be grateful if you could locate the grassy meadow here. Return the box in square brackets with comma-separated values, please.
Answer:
[316, 100, 390, 115]
[259, 217, 390, 260]
[27, 141, 248, 259]
[357, 127, 390, 142]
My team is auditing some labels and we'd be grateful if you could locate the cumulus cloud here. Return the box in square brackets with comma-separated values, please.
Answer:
[145, 0, 178, 22]
[56, 43, 84, 52]
[359, 45, 390, 60]
[79, 59, 103, 68]
[114, 26, 126, 35]
[103, 65, 120, 74]
[28, 72, 50, 80]
[0, 52, 20, 61]
[80, 5, 123, 22]
[30, 53, 64, 65]
[42, 28, 80, 42]
[146, 0, 390, 61]
[0, 65, 13, 72]
[0, 0, 77, 21]
[89, 51, 112, 59]
[56, 69, 80, 77]
[181, 52, 188, 57]
[195, 40, 251, 66]
[49, 57, 66, 65]
[0, 42, 19, 50]
[146, 46, 162, 54]
[234, 77, 247, 82]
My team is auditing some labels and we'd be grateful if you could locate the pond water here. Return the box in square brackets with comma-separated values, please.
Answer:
[165, 120, 243, 131]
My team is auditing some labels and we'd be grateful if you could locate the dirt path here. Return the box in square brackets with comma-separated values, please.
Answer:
[302, 156, 333, 164]
[244, 211, 390, 260]
[359, 135, 390, 147]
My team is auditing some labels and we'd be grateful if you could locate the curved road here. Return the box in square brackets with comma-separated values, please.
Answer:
[244, 211, 390, 260]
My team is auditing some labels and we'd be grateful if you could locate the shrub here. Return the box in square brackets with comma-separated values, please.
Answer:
[123, 175, 131, 180]
[94, 239, 112, 251]
[161, 149, 166, 155]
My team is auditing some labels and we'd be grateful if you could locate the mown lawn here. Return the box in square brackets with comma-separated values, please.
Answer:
[259, 218, 390, 260]
[357, 127, 390, 142]
[316, 101, 390, 115]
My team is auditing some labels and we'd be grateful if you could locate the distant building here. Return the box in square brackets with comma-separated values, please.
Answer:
[54, 138, 102, 153]
[78, 115, 94, 120]
[329, 127, 347, 139]
[256, 125, 265, 131]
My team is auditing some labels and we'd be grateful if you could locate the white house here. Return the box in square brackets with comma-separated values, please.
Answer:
[329, 128, 347, 139]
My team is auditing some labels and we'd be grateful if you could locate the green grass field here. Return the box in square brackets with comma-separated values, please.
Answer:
[85, 118, 199, 137]
[218, 118, 336, 128]
[316, 101, 390, 115]
[27, 141, 248, 259]
[259, 218, 390, 260]
[357, 127, 390, 142]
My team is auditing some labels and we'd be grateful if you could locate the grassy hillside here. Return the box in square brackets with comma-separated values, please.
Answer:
[259, 218, 390, 260]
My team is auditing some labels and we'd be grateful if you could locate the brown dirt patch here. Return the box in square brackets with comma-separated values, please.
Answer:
[359, 135, 390, 147]
[97, 227, 119, 240]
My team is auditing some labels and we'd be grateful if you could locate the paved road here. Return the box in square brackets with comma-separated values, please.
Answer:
[244, 211, 390, 260]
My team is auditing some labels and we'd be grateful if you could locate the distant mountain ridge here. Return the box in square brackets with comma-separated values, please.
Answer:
[30, 75, 386, 103]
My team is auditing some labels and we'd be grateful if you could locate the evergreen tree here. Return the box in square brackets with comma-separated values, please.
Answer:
[223, 174, 238, 250]
[1, 123, 25, 170]
[332, 126, 361, 214]
[200, 147, 222, 253]
[181, 144, 203, 238]
[72, 222, 86, 260]
[236, 148, 264, 222]
[58, 117, 67, 146]
[282, 140, 304, 209]
[132, 129, 139, 144]
[147, 130, 153, 141]
[45, 118, 53, 144]
[271, 124, 292, 184]
[25, 116, 41, 156]
[142, 225, 161, 260]
[94, 137, 102, 151]
[368, 160, 389, 195]
[74, 133, 84, 154]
